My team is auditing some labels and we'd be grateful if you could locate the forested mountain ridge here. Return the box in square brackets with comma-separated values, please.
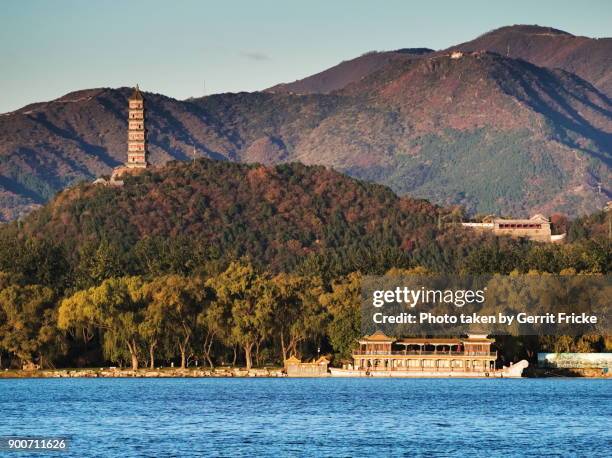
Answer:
[2, 158, 609, 288]
[266, 25, 612, 98]
[1, 26, 610, 220]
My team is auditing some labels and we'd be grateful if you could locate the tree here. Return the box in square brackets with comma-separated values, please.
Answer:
[143, 275, 205, 369]
[273, 273, 326, 362]
[138, 288, 168, 369]
[0, 236, 68, 289]
[75, 240, 128, 288]
[319, 272, 362, 361]
[196, 298, 228, 368]
[58, 277, 144, 370]
[208, 262, 275, 370]
[0, 284, 58, 368]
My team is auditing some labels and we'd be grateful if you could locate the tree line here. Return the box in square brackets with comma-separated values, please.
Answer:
[1, 261, 609, 371]
[0, 262, 363, 370]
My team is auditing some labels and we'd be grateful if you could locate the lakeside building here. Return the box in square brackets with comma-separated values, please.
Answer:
[350, 331, 497, 374]
[462, 214, 565, 243]
[285, 356, 330, 377]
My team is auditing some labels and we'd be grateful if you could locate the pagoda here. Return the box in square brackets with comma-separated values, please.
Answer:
[126, 85, 148, 168]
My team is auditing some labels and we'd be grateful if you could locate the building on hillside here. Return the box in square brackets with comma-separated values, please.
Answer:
[126, 85, 148, 168]
[351, 331, 497, 374]
[462, 214, 565, 243]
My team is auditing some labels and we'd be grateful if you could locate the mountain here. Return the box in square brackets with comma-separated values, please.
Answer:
[267, 25, 612, 98]
[0, 27, 610, 220]
[266, 48, 433, 94]
[449, 25, 612, 97]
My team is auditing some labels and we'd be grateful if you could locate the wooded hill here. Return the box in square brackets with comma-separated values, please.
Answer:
[1, 158, 609, 290]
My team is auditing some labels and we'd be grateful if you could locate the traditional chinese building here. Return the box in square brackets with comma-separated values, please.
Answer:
[126, 85, 148, 168]
[462, 214, 565, 243]
[351, 331, 497, 374]
[285, 355, 330, 377]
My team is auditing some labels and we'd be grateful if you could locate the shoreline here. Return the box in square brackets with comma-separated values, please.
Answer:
[0, 367, 609, 379]
[0, 367, 286, 379]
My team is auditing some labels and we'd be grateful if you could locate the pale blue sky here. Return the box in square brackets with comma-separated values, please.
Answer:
[1, 0, 610, 113]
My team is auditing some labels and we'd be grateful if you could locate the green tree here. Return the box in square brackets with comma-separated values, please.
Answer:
[58, 277, 144, 370]
[0, 284, 58, 368]
[196, 297, 229, 368]
[208, 262, 275, 369]
[319, 272, 361, 361]
[143, 275, 205, 369]
[273, 273, 326, 362]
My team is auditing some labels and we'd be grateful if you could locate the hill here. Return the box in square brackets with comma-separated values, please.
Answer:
[1, 158, 609, 291]
[266, 25, 612, 98]
[1, 159, 466, 284]
[449, 25, 612, 97]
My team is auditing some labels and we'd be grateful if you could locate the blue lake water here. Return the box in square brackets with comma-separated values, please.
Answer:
[0, 378, 610, 457]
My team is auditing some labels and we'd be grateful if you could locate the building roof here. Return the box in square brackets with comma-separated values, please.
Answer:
[397, 336, 494, 345]
[285, 355, 301, 364]
[463, 338, 494, 343]
[360, 334, 494, 345]
[398, 338, 462, 345]
[360, 330, 396, 342]
[494, 214, 549, 224]
[530, 214, 549, 222]
[129, 85, 143, 101]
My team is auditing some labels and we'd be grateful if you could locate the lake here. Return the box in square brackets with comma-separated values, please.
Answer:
[0, 378, 610, 457]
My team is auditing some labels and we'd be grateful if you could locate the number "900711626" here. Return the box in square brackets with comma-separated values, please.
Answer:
[1, 437, 68, 451]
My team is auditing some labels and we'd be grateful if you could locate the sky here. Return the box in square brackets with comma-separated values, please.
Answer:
[1, 0, 611, 113]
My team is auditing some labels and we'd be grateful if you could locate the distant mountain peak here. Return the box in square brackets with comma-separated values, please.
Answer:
[481, 24, 574, 37]
[265, 49, 430, 95]
[451, 24, 611, 97]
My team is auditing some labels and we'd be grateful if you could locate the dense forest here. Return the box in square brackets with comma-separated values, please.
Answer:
[0, 159, 609, 370]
